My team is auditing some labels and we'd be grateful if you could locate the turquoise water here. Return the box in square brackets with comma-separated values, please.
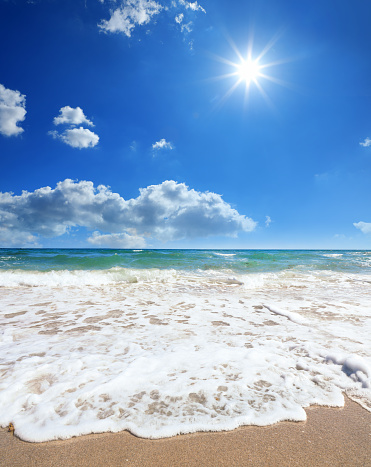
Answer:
[1, 249, 370, 274]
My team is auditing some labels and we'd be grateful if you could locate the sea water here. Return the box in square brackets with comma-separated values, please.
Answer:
[0, 249, 370, 442]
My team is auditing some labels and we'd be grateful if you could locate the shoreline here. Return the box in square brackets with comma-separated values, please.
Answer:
[1, 397, 370, 466]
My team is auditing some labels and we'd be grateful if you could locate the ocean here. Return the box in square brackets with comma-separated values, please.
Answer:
[0, 249, 370, 442]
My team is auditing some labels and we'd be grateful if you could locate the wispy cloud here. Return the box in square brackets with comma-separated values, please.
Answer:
[0, 83, 26, 137]
[265, 215, 272, 227]
[175, 13, 184, 24]
[152, 138, 173, 150]
[353, 221, 371, 234]
[360, 137, 371, 147]
[0, 179, 256, 246]
[98, 0, 205, 38]
[179, 0, 205, 13]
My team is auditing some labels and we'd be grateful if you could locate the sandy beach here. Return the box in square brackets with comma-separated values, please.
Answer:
[1, 397, 370, 467]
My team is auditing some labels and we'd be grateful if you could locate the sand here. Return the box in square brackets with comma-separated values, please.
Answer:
[0, 398, 370, 467]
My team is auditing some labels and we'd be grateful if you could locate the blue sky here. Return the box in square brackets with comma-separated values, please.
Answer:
[0, 0, 370, 249]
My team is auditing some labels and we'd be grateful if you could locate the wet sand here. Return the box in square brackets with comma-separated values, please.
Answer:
[1, 398, 370, 467]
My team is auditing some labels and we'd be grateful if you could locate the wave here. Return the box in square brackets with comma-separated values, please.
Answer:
[0, 268, 179, 287]
[213, 252, 236, 257]
[1, 266, 370, 292]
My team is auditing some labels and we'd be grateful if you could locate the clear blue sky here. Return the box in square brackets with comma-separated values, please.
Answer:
[1, 0, 370, 249]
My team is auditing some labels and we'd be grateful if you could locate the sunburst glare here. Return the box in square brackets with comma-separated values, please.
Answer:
[235, 58, 262, 86]
[210, 32, 291, 108]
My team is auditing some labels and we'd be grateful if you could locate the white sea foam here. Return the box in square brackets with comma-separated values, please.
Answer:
[263, 304, 309, 325]
[213, 253, 236, 257]
[323, 254, 343, 258]
[0, 268, 370, 442]
[0, 268, 178, 288]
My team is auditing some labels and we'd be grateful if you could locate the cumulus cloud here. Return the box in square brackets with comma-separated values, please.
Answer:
[49, 127, 99, 149]
[0, 83, 26, 137]
[53, 106, 94, 127]
[353, 221, 371, 234]
[152, 138, 173, 150]
[49, 106, 98, 148]
[88, 231, 147, 248]
[99, 0, 163, 36]
[98, 0, 205, 37]
[0, 179, 256, 246]
[360, 137, 371, 148]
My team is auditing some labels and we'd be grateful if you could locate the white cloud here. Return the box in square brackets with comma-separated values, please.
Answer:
[98, 0, 205, 37]
[53, 106, 94, 127]
[265, 216, 272, 227]
[49, 127, 99, 149]
[360, 137, 371, 147]
[353, 221, 371, 234]
[50, 106, 98, 148]
[180, 21, 192, 34]
[88, 231, 147, 248]
[0, 228, 38, 247]
[179, 0, 205, 13]
[152, 138, 173, 150]
[175, 13, 184, 23]
[99, 0, 163, 36]
[0, 179, 256, 246]
[0, 83, 26, 137]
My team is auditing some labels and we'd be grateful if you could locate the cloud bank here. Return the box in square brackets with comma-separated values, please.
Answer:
[353, 221, 371, 234]
[88, 231, 147, 248]
[0, 179, 256, 247]
[0, 83, 26, 137]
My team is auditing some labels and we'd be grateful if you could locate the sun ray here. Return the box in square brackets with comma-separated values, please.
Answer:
[204, 72, 241, 83]
[254, 79, 276, 111]
[207, 52, 242, 68]
[255, 29, 284, 62]
[258, 72, 293, 89]
[259, 56, 297, 69]
[214, 79, 242, 110]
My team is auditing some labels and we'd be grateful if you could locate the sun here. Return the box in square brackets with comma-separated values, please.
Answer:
[236, 58, 262, 86]
[209, 32, 290, 108]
